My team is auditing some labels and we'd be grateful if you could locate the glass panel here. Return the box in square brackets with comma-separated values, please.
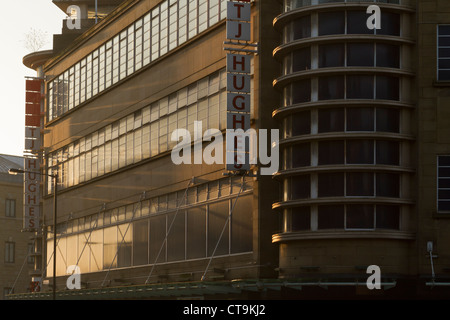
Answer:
[293, 16, 311, 40]
[347, 11, 373, 34]
[187, 206, 207, 259]
[376, 76, 399, 100]
[346, 172, 374, 196]
[376, 205, 400, 229]
[347, 43, 374, 66]
[347, 107, 374, 131]
[90, 230, 103, 272]
[376, 44, 400, 68]
[378, 12, 400, 36]
[292, 79, 311, 103]
[318, 205, 344, 229]
[376, 140, 399, 165]
[133, 220, 149, 266]
[318, 75, 345, 100]
[208, 200, 229, 256]
[318, 108, 344, 132]
[376, 173, 400, 197]
[319, 44, 345, 68]
[117, 224, 132, 268]
[290, 175, 310, 199]
[346, 205, 374, 229]
[346, 75, 374, 99]
[319, 140, 345, 165]
[292, 143, 311, 167]
[292, 110, 311, 136]
[291, 207, 310, 231]
[318, 11, 345, 35]
[318, 172, 344, 197]
[346, 140, 374, 164]
[149, 215, 166, 264]
[167, 212, 185, 261]
[292, 48, 311, 72]
[231, 195, 252, 253]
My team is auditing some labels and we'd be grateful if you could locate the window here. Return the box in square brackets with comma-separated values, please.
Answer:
[347, 43, 374, 67]
[291, 111, 311, 136]
[318, 204, 399, 230]
[347, 11, 373, 35]
[292, 143, 311, 168]
[291, 79, 311, 103]
[346, 75, 374, 99]
[438, 25, 450, 81]
[377, 43, 400, 68]
[346, 204, 374, 229]
[346, 172, 374, 196]
[318, 172, 345, 197]
[319, 11, 345, 36]
[318, 75, 345, 100]
[5, 241, 15, 263]
[318, 172, 400, 198]
[5, 199, 16, 217]
[290, 175, 310, 199]
[47, 70, 228, 193]
[346, 140, 374, 164]
[292, 48, 311, 72]
[318, 140, 344, 165]
[291, 207, 310, 231]
[319, 44, 345, 68]
[347, 108, 374, 131]
[48, 0, 227, 121]
[292, 16, 311, 40]
[318, 108, 344, 132]
[438, 155, 450, 211]
[376, 140, 400, 165]
[318, 205, 344, 229]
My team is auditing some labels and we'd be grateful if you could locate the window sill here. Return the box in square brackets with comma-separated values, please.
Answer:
[433, 212, 450, 218]
[433, 81, 450, 87]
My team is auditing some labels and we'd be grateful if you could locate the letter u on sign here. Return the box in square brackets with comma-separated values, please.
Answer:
[227, 74, 251, 93]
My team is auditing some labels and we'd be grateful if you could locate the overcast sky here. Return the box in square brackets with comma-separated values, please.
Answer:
[0, 1, 66, 156]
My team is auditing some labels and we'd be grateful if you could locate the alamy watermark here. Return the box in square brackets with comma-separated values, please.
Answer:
[170, 121, 279, 176]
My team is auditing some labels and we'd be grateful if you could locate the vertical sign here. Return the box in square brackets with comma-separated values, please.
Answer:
[24, 79, 42, 230]
[226, 0, 252, 172]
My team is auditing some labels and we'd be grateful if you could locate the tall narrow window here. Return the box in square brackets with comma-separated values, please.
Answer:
[438, 155, 450, 212]
[5, 199, 16, 217]
[438, 25, 450, 81]
[5, 241, 15, 263]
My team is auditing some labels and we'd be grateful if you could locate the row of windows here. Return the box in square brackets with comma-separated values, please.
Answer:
[284, 11, 400, 43]
[52, 175, 251, 236]
[48, 0, 227, 121]
[284, 0, 401, 12]
[288, 204, 400, 231]
[287, 172, 400, 199]
[438, 155, 450, 212]
[283, 139, 400, 169]
[438, 25, 450, 81]
[283, 75, 400, 105]
[284, 107, 400, 138]
[284, 43, 400, 75]
[47, 192, 252, 277]
[3, 242, 34, 264]
[47, 71, 228, 194]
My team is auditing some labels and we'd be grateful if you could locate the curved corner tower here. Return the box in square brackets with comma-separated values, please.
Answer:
[272, 0, 416, 293]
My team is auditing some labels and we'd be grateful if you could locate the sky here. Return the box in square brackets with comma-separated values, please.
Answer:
[0, 1, 66, 156]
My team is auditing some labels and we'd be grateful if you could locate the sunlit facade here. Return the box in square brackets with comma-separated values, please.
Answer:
[11, 0, 450, 299]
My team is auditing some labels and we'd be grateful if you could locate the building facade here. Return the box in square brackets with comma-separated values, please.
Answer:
[9, 0, 450, 299]
[0, 155, 34, 299]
